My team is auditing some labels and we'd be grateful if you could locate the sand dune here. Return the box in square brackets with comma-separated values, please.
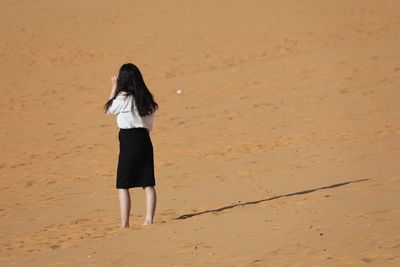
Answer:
[1, 0, 400, 266]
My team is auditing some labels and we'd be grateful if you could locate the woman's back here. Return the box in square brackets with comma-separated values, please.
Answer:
[107, 91, 155, 132]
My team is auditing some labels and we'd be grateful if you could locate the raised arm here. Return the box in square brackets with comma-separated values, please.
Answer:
[109, 74, 118, 100]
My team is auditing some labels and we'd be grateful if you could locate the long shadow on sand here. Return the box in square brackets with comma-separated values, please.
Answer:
[173, 178, 370, 220]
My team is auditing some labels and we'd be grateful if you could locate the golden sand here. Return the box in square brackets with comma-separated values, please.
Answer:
[1, 1, 399, 266]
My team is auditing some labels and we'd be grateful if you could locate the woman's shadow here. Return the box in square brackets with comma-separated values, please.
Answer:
[173, 178, 370, 220]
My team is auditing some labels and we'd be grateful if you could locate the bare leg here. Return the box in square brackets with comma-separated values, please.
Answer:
[118, 189, 131, 228]
[142, 186, 157, 225]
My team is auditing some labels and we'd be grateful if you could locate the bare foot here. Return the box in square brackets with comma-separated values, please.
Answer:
[120, 222, 129, 228]
[142, 220, 153, 225]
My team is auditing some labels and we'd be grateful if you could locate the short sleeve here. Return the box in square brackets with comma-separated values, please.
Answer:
[106, 93, 132, 115]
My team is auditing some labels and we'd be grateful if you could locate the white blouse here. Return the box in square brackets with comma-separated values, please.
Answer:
[106, 91, 155, 132]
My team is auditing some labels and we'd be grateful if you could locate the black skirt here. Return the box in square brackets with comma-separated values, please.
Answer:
[116, 127, 155, 189]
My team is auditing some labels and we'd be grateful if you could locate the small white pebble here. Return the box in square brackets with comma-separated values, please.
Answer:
[208, 252, 213, 256]
[176, 89, 182, 94]
[88, 255, 91, 259]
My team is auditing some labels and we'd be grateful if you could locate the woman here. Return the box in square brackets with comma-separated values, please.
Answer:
[104, 63, 159, 228]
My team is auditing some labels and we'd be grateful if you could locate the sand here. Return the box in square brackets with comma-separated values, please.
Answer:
[1, 0, 400, 266]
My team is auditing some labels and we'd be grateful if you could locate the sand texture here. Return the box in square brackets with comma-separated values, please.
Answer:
[1, 0, 400, 266]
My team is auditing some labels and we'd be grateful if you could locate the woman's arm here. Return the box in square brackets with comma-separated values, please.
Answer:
[109, 74, 118, 100]
[109, 84, 117, 100]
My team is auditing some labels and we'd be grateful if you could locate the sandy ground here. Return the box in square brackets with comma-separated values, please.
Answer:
[1, 0, 400, 266]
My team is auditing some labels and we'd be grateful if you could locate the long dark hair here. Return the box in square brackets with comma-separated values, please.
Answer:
[104, 63, 159, 116]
